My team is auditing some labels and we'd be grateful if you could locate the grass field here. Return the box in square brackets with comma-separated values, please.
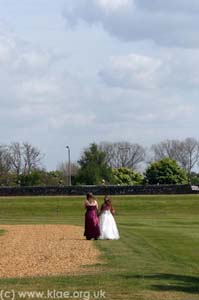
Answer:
[0, 195, 199, 300]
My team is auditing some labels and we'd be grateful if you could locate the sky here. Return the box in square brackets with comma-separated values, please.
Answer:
[0, 0, 199, 170]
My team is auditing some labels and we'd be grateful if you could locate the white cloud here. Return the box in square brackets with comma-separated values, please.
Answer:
[49, 113, 96, 129]
[14, 50, 51, 70]
[0, 32, 16, 63]
[18, 78, 60, 102]
[1, 1, 199, 170]
[97, 0, 131, 11]
[0, 22, 96, 142]
[63, 0, 199, 48]
[99, 53, 161, 89]
[136, 0, 199, 13]
[0, 20, 111, 168]
[100, 50, 199, 90]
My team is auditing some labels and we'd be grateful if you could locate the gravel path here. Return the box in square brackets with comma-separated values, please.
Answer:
[0, 225, 100, 278]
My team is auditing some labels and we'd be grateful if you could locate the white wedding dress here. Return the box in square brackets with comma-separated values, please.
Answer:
[99, 210, 120, 240]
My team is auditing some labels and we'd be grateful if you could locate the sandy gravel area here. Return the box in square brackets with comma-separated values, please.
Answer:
[0, 225, 100, 278]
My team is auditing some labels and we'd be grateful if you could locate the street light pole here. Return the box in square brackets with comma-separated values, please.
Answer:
[66, 146, 71, 186]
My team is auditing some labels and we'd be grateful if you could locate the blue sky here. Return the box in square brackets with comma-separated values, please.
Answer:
[0, 0, 199, 170]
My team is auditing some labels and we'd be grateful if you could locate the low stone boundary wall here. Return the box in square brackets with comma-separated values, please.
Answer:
[0, 184, 198, 196]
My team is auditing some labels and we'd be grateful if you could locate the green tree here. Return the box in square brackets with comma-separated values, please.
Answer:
[145, 158, 188, 184]
[18, 170, 68, 186]
[189, 172, 199, 185]
[75, 143, 113, 185]
[113, 167, 143, 185]
[19, 170, 44, 186]
[0, 173, 17, 187]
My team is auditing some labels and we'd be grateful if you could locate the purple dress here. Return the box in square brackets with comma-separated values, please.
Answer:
[84, 205, 100, 239]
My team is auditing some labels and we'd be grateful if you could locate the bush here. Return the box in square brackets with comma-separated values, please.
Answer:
[113, 167, 143, 185]
[145, 158, 187, 184]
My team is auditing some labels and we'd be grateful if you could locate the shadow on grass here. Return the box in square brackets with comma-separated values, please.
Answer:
[123, 273, 199, 294]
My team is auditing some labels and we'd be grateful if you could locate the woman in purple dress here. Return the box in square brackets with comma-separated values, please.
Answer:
[84, 192, 100, 240]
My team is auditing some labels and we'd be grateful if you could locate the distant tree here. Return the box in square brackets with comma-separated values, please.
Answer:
[189, 172, 199, 185]
[18, 169, 69, 187]
[0, 142, 45, 186]
[145, 158, 187, 184]
[0, 173, 17, 187]
[9, 142, 23, 176]
[44, 171, 63, 186]
[57, 161, 79, 185]
[76, 143, 113, 185]
[151, 138, 199, 182]
[0, 145, 12, 175]
[113, 167, 143, 185]
[8, 142, 43, 176]
[99, 141, 145, 170]
[178, 138, 199, 182]
[19, 170, 43, 186]
[23, 143, 42, 174]
[151, 139, 181, 162]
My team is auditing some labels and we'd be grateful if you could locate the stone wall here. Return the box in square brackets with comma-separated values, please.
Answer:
[0, 184, 197, 196]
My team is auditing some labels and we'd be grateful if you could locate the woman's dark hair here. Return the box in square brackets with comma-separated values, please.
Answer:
[104, 195, 111, 206]
[86, 192, 94, 200]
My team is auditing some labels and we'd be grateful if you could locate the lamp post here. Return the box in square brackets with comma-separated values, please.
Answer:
[66, 146, 71, 186]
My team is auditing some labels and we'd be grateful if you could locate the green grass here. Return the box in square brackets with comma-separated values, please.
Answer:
[0, 229, 5, 236]
[0, 195, 199, 299]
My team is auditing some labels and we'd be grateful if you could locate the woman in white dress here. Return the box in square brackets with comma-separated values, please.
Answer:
[99, 195, 120, 240]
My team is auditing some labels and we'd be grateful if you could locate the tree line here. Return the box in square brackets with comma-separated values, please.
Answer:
[1, 138, 199, 186]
